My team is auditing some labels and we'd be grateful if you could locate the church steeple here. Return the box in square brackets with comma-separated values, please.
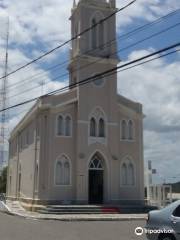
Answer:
[110, 0, 116, 8]
[70, 0, 118, 60]
[73, 0, 76, 8]
[69, 0, 119, 86]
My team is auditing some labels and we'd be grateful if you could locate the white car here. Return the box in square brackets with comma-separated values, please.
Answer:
[146, 200, 180, 240]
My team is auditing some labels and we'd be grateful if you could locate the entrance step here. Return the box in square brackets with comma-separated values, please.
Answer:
[37, 206, 120, 215]
[36, 205, 156, 215]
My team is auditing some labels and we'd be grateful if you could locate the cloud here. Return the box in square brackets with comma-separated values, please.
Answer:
[116, 0, 180, 30]
[118, 48, 180, 183]
[0, 46, 67, 136]
[0, 0, 72, 47]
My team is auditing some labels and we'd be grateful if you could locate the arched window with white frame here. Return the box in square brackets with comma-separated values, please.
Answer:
[90, 117, 97, 137]
[64, 161, 70, 185]
[55, 161, 63, 185]
[99, 20, 104, 49]
[91, 11, 105, 50]
[89, 154, 104, 170]
[55, 155, 71, 186]
[122, 163, 127, 186]
[128, 163, 135, 186]
[91, 18, 98, 49]
[89, 107, 106, 141]
[65, 116, 72, 136]
[121, 158, 135, 187]
[57, 115, 64, 136]
[99, 118, 105, 138]
[128, 120, 134, 140]
[121, 120, 127, 140]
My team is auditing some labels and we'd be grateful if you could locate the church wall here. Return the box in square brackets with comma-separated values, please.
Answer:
[7, 156, 18, 198]
[38, 103, 77, 202]
[115, 108, 144, 204]
[18, 141, 36, 199]
[77, 60, 117, 122]
[7, 119, 37, 201]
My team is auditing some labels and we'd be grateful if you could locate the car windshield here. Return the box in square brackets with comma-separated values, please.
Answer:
[162, 201, 180, 213]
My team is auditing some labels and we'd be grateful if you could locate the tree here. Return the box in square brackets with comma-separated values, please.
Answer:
[0, 167, 7, 193]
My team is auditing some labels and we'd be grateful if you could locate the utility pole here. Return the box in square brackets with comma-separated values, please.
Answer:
[0, 17, 9, 168]
[146, 160, 157, 204]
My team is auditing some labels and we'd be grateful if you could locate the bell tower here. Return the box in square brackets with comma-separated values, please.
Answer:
[69, 0, 119, 86]
[70, 0, 120, 203]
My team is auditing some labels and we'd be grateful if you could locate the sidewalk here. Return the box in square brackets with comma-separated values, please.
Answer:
[3, 201, 147, 222]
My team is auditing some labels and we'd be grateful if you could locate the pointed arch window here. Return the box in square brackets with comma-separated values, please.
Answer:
[128, 120, 134, 140]
[89, 155, 103, 170]
[64, 161, 70, 185]
[90, 118, 96, 137]
[55, 156, 71, 186]
[99, 118, 105, 138]
[57, 115, 64, 136]
[92, 18, 98, 49]
[55, 161, 63, 185]
[65, 116, 72, 136]
[57, 114, 72, 137]
[128, 163, 135, 186]
[121, 159, 135, 186]
[99, 21, 104, 49]
[121, 120, 127, 140]
[122, 163, 127, 185]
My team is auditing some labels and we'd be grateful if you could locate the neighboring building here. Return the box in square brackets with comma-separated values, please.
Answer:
[7, 0, 144, 209]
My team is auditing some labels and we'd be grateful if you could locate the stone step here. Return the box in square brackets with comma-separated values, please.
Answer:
[38, 210, 119, 215]
[37, 206, 120, 214]
[36, 205, 157, 215]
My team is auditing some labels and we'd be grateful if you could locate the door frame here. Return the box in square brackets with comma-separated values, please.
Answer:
[88, 168, 104, 204]
[87, 151, 109, 204]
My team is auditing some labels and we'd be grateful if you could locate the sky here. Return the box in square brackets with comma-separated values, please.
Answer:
[0, 0, 179, 184]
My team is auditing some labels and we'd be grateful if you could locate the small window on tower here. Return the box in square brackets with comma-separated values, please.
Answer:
[91, 18, 98, 49]
[99, 21, 104, 49]
[92, 75, 105, 87]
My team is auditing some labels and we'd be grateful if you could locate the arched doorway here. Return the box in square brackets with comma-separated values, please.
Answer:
[88, 154, 104, 204]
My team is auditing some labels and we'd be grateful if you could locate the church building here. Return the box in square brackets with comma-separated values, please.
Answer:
[7, 0, 144, 209]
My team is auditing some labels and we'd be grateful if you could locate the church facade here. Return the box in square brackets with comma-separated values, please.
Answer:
[7, 0, 144, 209]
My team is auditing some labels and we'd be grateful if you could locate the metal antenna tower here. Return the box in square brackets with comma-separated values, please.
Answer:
[0, 17, 9, 168]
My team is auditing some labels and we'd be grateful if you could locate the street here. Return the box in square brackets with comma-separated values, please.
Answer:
[0, 212, 147, 240]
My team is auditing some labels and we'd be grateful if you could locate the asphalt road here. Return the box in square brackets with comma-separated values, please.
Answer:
[0, 212, 147, 240]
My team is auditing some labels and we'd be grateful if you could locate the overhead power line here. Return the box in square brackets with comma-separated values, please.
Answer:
[1, 43, 179, 113]
[5, 8, 180, 91]
[7, 22, 180, 100]
[0, 0, 137, 81]
[49, 43, 180, 96]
